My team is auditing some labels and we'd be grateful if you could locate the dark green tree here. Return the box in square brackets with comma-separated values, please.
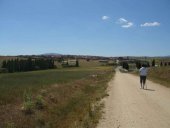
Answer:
[152, 59, 155, 67]
[27, 58, 33, 71]
[164, 62, 167, 66]
[160, 61, 163, 67]
[76, 60, 79, 67]
[2, 60, 7, 68]
[123, 62, 129, 70]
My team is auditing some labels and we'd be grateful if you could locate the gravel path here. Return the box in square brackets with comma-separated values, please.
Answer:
[97, 69, 170, 128]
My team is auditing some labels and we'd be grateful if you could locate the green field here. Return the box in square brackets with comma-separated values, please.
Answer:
[0, 60, 114, 128]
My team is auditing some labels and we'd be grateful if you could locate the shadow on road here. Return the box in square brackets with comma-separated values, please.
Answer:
[144, 88, 155, 91]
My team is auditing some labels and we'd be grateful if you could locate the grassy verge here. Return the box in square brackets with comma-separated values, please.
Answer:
[0, 66, 114, 128]
[131, 67, 170, 87]
[147, 67, 170, 87]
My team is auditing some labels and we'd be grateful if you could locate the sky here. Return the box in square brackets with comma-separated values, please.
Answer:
[0, 0, 170, 56]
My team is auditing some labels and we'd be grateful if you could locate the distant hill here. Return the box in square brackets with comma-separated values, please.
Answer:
[161, 55, 170, 58]
[41, 53, 62, 56]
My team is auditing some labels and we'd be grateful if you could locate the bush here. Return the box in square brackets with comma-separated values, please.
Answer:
[21, 91, 34, 114]
[22, 101, 34, 114]
[35, 95, 45, 110]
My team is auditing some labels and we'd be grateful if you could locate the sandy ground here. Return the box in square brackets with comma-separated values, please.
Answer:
[97, 68, 170, 128]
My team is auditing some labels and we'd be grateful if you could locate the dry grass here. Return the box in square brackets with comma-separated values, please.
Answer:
[0, 64, 114, 127]
[148, 66, 170, 87]
[131, 66, 170, 87]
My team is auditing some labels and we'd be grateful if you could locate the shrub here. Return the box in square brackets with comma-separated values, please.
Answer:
[35, 95, 45, 110]
[21, 91, 34, 114]
[22, 101, 34, 114]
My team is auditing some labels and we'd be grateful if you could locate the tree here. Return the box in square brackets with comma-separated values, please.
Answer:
[27, 58, 33, 71]
[164, 62, 167, 66]
[122, 62, 129, 70]
[8, 59, 14, 73]
[136, 61, 141, 69]
[2, 60, 7, 68]
[2, 58, 56, 73]
[48, 59, 55, 69]
[76, 60, 79, 67]
[160, 61, 163, 67]
[152, 59, 155, 67]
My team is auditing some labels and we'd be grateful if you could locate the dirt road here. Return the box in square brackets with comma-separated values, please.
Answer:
[97, 68, 170, 128]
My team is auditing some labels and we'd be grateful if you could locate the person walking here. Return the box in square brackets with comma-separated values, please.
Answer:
[139, 64, 148, 89]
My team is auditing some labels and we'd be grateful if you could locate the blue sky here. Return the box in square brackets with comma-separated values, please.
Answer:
[0, 0, 170, 56]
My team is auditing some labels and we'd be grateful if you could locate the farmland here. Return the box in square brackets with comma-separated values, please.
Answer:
[1, 55, 170, 128]
[0, 58, 114, 128]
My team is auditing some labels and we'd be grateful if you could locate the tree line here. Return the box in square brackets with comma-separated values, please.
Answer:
[121, 60, 150, 70]
[122, 59, 170, 71]
[135, 61, 150, 69]
[1, 58, 56, 73]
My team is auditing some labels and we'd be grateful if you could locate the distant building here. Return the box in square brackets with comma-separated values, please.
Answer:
[62, 59, 79, 67]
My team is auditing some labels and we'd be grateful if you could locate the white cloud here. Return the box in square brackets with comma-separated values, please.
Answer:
[102, 16, 110, 20]
[117, 18, 133, 28]
[118, 18, 128, 24]
[141, 22, 160, 27]
[122, 22, 133, 28]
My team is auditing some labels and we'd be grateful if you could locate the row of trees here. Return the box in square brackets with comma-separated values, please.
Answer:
[122, 61, 150, 70]
[123, 59, 170, 71]
[160, 61, 170, 66]
[1, 58, 56, 73]
[148, 59, 170, 67]
[150, 59, 170, 67]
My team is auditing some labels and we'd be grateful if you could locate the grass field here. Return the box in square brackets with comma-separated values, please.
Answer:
[148, 66, 170, 87]
[0, 60, 114, 128]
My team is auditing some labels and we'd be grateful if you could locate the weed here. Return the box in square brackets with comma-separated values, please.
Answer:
[21, 91, 34, 114]
[35, 95, 45, 110]
[0, 65, 114, 127]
